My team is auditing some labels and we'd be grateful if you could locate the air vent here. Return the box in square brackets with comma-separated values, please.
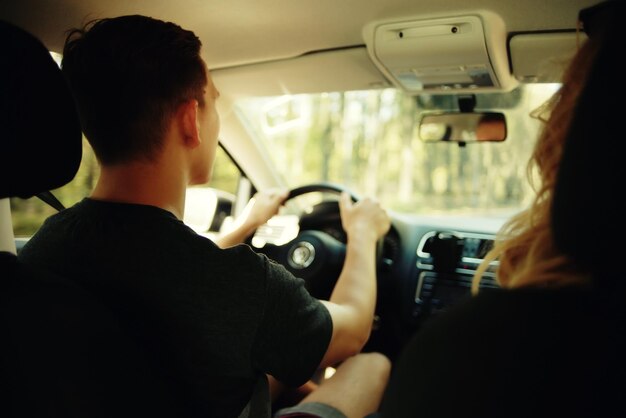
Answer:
[417, 230, 497, 272]
[412, 230, 499, 320]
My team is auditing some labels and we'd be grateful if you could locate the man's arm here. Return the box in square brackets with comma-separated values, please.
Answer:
[216, 188, 288, 248]
[319, 192, 390, 367]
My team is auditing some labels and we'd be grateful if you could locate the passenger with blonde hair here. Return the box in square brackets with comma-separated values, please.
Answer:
[379, 1, 626, 417]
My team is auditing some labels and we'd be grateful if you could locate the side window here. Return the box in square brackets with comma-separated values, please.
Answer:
[183, 145, 242, 238]
[11, 138, 98, 239]
[11, 140, 241, 242]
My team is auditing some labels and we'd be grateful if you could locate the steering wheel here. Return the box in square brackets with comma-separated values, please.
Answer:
[286, 182, 360, 202]
[253, 182, 383, 300]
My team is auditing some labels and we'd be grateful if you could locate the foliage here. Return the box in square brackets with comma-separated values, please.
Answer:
[235, 85, 550, 215]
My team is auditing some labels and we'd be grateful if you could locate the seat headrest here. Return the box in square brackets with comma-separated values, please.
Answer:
[551, 1, 626, 276]
[0, 20, 82, 199]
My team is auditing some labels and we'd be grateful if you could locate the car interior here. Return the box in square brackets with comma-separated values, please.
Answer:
[1, 0, 618, 415]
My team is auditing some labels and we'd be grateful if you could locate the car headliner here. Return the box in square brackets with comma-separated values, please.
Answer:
[1, 0, 598, 71]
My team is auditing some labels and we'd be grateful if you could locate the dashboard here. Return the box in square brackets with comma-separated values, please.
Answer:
[251, 200, 504, 360]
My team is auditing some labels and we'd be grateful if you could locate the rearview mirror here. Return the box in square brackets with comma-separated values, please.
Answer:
[418, 112, 507, 143]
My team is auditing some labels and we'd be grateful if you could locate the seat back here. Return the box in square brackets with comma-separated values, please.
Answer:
[0, 20, 178, 417]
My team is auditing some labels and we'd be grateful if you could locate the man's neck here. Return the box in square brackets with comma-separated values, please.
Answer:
[91, 161, 187, 219]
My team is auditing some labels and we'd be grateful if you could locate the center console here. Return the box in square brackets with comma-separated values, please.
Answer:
[410, 230, 499, 321]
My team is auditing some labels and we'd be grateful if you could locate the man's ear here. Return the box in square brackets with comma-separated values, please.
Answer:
[178, 99, 201, 148]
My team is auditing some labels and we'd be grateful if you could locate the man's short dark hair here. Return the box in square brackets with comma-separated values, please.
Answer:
[62, 15, 208, 164]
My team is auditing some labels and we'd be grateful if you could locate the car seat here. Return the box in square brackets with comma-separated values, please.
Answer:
[0, 20, 179, 417]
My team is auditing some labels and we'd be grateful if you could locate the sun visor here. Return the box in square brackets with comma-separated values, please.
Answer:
[362, 11, 518, 95]
[509, 32, 583, 83]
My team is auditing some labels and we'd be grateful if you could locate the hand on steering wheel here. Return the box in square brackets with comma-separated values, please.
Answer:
[253, 182, 389, 300]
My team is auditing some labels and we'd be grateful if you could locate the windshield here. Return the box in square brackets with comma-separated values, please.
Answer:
[235, 83, 559, 217]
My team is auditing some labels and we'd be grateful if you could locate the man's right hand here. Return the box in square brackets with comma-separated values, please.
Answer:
[338, 192, 390, 243]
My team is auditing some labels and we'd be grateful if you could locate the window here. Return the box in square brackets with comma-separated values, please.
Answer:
[234, 83, 559, 217]
[11, 137, 98, 237]
[12, 141, 242, 239]
[183, 145, 242, 237]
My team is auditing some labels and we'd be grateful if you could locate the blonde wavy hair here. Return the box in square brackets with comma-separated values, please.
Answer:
[472, 31, 599, 293]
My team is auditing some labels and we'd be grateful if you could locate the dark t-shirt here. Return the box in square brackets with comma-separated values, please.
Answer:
[379, 287, 626, 418]
[19, 198, 332, 418]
